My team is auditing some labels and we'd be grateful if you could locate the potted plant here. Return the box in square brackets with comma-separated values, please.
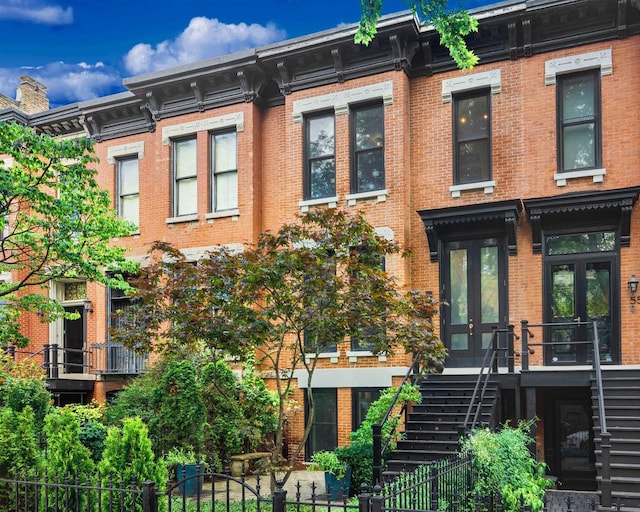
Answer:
[163, 447, 206, 496]
[309, 450, 351, 500]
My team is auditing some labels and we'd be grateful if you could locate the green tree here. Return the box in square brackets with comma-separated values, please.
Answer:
[0, 121, 137, 346]
[42, 408, 96, 510]
[112, 209, 445, 485]
[0, 355, 52, 432]
[149, 359, 206, 455]
[356, 0, 479, 69]
[98, 417, 168, 512]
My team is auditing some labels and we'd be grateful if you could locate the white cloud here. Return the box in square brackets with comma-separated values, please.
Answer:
[124, 17, 286, 75]
[0, 0, 72, 25]
[0, 62, 124, 108]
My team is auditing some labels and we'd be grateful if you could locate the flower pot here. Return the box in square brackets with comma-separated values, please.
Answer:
[324, 466, 351, 500]
[176, 463, 204, 496]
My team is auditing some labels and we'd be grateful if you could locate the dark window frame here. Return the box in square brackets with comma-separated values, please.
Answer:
[453, 89, 492, 185]
[556, 69, 602, 173]
[303, 111, 336, 201]
[352, 388, 382, 431]
[350, 102, 385, 194]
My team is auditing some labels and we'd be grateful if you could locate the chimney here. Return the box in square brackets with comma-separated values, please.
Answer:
[12, 75, 49, 114]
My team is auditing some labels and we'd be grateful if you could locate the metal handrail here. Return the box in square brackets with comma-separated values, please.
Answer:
[372, 354, 422, 484]
[520, 319, 610, 507]
[461, 325, 515, 434]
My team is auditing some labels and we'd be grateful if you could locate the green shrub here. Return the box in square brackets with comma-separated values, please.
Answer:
[460, 420, 553, 512]
[63, 401, 108, 462]
[335, 442, 373, 495]
[99, 417, 168, 512]
[42, 408, 96, 510]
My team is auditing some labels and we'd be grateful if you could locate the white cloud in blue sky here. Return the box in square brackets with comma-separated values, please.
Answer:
[0, 0, 72, 25]
[0, 62, 122, 107]
[124, 17, 286, 75]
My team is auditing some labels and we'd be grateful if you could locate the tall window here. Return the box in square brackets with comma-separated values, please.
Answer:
[172, 137, 197, 216]
[306, 388, 337, 458]
[211, 130, 238, 212]
[351, 103, 384, 193]
[557, 70, 601, 172]
[116, 156, 139, 228]
[304, 112, 335, 200]
[453, 90, 491, 184]
[108, 281, 148, 374]
[350, 254, 386, 351]
[352, 388, 381, 431]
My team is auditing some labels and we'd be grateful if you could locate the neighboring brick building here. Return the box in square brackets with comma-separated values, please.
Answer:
[2, 0, 640, 504]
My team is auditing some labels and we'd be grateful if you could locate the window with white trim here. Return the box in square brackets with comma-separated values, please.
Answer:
[116, 156, 139, 228]
[210, 130, 238, 212]
[172, 136, 197, 217]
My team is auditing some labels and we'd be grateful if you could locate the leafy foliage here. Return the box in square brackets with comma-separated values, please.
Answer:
[150, 359, 206, 455]
[63, 401, 108, 462]
[0, 357, 51, 432]
[348, 383, 421, 449]
[335, 442, 373, 496]
[0, 406, 41, 476]
[98, 417, 168, 512]
[0, 121, 137, 346]
[460, 420, 553, 511]
[112, 209, 444, 484]
[355, 0, 479, 69]
[42, 408, 96, 510]
[309, 450, 349, 479]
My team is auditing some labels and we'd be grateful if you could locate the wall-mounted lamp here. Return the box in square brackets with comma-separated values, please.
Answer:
[83, 300, 93, 313]
[629, 275, 639, 295]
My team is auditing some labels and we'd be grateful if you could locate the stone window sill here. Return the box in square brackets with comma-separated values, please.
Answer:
[450, 180, 496, 198]
[346, 189, 388, 206]
[554, 168, 606, 187]
[305, 351, 340, 363]
[205, 209, 240, 221]
[165, 214, 199, 225]
[299, 196, 339, 213]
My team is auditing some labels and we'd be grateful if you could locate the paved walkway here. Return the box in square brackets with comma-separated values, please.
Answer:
[205, 470, 328, 501]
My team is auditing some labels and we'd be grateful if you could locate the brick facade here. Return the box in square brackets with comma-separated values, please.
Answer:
[3, 0, 640, 492]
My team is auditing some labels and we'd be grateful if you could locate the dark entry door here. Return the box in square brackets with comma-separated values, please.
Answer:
[546, 256, 615, 364]
[63, 305, 85, 373]
[544, 390, 596, 490]
[443, 238, 506, 367]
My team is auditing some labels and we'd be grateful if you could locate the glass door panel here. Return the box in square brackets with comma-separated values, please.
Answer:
[550, 264, 578, 363]
[443, 240, 506, 367]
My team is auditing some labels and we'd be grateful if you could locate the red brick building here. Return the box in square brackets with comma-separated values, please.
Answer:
[2, 0, 640, 504]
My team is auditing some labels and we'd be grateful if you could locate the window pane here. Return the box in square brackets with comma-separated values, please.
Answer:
[175, 138, 197, 178]
[215, 171, 238, 211]
[307, 390, 337, 456]
[121, 196, 139, 227]
[457, 139, 489, 183]
[310, 159, 336, 199]
[177, 177, 197, 216]
[563, 124, 595, 170]
[546, 232, 616, 255]
[214, 132, 237, 172]
[356, 149, 384, 192]
[480, 246, 499, 324]
[118, 158, 138, 195]
[355, 105, 383, 150]
[450, 249, 468, 325]
[308, 115, 335, 157]
[563, 76, 595, 122]
[457, 96, 489, 139]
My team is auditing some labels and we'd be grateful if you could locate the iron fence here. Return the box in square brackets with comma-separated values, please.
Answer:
[0, 460, 623, 512]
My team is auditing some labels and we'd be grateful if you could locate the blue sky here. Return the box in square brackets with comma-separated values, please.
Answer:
[0, 0, 487, 108]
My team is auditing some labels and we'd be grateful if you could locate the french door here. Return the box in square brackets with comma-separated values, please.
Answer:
[443, 238, 507, 367]
[544, 230, 618, 365]
[546, 258, 615, 364]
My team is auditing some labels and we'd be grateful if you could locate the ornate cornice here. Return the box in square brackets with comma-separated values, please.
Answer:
[524, 188, 640, 253]
[417, 200, 523, 262]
